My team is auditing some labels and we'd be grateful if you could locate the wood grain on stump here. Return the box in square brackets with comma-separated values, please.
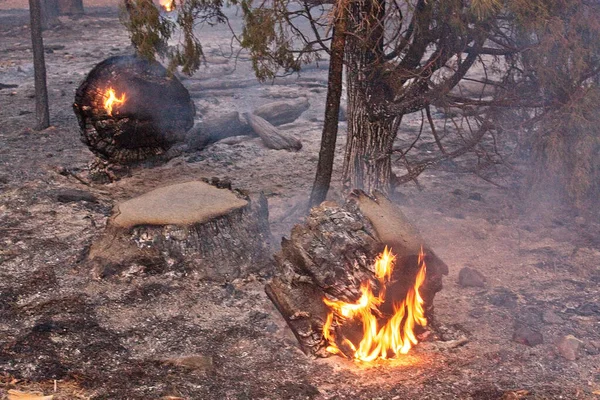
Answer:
[88, 180, 273, 281]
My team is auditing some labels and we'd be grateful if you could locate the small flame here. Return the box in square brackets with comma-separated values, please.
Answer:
[322, 246, 428, 362]
[160, 0, 174, 12]
[103, 87, 126, 116]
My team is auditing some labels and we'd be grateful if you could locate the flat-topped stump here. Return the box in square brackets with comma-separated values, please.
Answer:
[88, 180, 273, 281]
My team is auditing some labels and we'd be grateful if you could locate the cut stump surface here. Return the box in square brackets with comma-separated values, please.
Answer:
[88, 180, 273, 281]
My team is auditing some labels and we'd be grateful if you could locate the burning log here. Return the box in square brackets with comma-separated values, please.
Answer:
[87, 180, 273, 281]
[73, 55, 195, 164]
[265, 191, 448, 360]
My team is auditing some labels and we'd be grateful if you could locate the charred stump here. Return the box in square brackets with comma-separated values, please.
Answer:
[73, 55, 195, 165]
[87, 180, 273, 282]
[266, 191, 448, 358]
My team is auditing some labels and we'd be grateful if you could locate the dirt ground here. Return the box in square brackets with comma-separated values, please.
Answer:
[1, 4, 599, 400]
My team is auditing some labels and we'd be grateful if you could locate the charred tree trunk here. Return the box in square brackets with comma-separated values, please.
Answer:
[341, 0, 401, 196]
[266, 191, 448, 357]
[87, 180, 273, 282]
[57, 0, 84, 15]
[29, 0, 50, 130]
[308, 1, 348, 208]
[41, 0, 60, 29]
[73, 55, 195, 164]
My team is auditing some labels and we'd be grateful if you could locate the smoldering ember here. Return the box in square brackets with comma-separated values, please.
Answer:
[1, 0, 599, 399]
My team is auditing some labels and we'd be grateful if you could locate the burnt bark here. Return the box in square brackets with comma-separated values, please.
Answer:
[29, 0, 50, 130]
[308, 2, 347, 208]
[186, 112, 253, 150]
[57, 0, 84, 15]
[73, 55, 195, 164]
[41, 0, 60, 29]
[266, 191, 448, 357]
[341, 0, 400, 195]
[87, 180, 273, 282]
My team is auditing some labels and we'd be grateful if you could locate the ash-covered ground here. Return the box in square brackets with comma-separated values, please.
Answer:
[1, 4, 599, 399]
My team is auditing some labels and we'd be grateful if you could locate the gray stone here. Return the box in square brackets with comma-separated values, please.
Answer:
[542, 310, 563, 324]
[512, 325, 543, 346]
[458, 266, 486, 287]
[161, 354, 214, 373]
[555, 335, 582, 360]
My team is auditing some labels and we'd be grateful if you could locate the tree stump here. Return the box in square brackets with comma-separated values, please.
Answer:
[265, 191, 448, 358]
[87, 180, 273, 281]
[73, 55, 195, 164]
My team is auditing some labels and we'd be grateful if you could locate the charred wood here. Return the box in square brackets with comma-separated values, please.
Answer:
[87, 180, 273, 282]
[186, 111, 253, 151]
[266, 192, 448, 357]
[245, 113, 302, 151]
[73, 55, 195, 164]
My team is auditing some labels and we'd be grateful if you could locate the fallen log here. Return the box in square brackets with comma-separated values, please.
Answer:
[186, 111, 253, 150]
[244, 113, 302, 151]
[265, 192, 448, 358]
[87, 180, 273, 282]
[253, 98, 309, 126]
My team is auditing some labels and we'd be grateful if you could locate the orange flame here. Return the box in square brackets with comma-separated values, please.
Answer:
[322, 246, 427, 362]
[103, 88, 126, 116]
[160, 0, 174, 12]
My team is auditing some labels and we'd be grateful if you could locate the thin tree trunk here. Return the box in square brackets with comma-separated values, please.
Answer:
[29, 0, 50, 130]
[341, 0, 400, 195]
[308, 0, 348, 209]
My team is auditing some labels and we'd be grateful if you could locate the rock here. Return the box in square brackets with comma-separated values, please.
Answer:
[512, 325, 543, 346]
[542, 310, 563, 324]
[458, 266, 486, 287]
[253, 98, 310, 126]
[488, 287, 518, 309]
[468, 192, 483, 201]
[555, 335, 583, 360]
[55, 188, 98, 203]
[161, 354, 214, 373]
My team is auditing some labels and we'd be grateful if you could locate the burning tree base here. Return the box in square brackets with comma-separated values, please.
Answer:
[73, 55, 195, 165]
[266, 191, 448, 360]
